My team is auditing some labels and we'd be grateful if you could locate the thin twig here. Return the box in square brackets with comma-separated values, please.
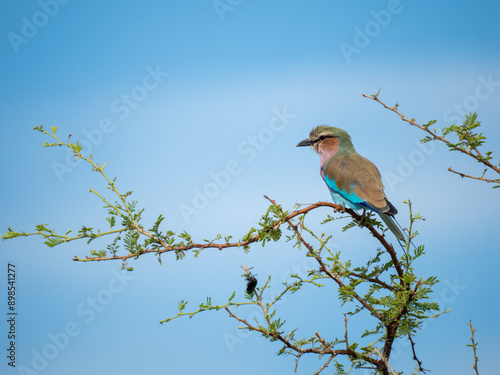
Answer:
[347, 271, 395, 291]
[344, 314, 349, 349]
[314, 354, 335, 375]
[224, 307, 349, 356]
[448, 167, 499, 184]
[315, 332, 330, 349]
[467, 320, 479, 375]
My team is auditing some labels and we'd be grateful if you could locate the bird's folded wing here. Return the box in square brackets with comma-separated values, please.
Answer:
[323, 154, 389, 212]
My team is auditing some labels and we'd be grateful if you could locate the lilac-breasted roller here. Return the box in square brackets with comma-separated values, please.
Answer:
[297, 125, 404, 241]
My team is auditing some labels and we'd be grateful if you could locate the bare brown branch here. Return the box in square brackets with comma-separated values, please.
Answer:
[448, 167, 500, 184]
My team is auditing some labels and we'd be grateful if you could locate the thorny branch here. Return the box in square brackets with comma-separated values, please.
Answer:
[448, 167, 499, 183]
[69, 197, 405, 268]
[79, 200, 389, 262]
[168, 191, 419, 374]
[362, 91, 500, 185]
[264, 196, 411, 375]
[283, 205, 384, 321]
[223, 293, 382, 374]
[408, 332, 428, 373]
[267, 195, 430, 374]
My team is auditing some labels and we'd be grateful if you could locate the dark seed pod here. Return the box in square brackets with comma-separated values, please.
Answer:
[246, 275, 257, 294]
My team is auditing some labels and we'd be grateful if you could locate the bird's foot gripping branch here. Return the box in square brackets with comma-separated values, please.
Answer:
[2, 125, 444, 374]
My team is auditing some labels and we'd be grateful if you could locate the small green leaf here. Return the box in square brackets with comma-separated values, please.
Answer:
[44, 237, 64, 247]
[422, 120, 437, 128]
[106, 216, 116, 228]
[35, 224, 51, 233]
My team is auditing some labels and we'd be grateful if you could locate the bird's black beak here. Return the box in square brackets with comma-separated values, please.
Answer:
[296, 138, 313, 147]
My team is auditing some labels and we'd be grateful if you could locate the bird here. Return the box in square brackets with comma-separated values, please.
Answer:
[297, 125, 405, 241]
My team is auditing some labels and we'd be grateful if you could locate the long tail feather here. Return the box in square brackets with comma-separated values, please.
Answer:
[379, 213, 405, 241]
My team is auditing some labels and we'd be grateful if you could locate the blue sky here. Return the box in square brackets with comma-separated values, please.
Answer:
[1, 1, 499, 374]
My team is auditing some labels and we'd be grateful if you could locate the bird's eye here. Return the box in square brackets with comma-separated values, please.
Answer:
[319, 135, 326, 141]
